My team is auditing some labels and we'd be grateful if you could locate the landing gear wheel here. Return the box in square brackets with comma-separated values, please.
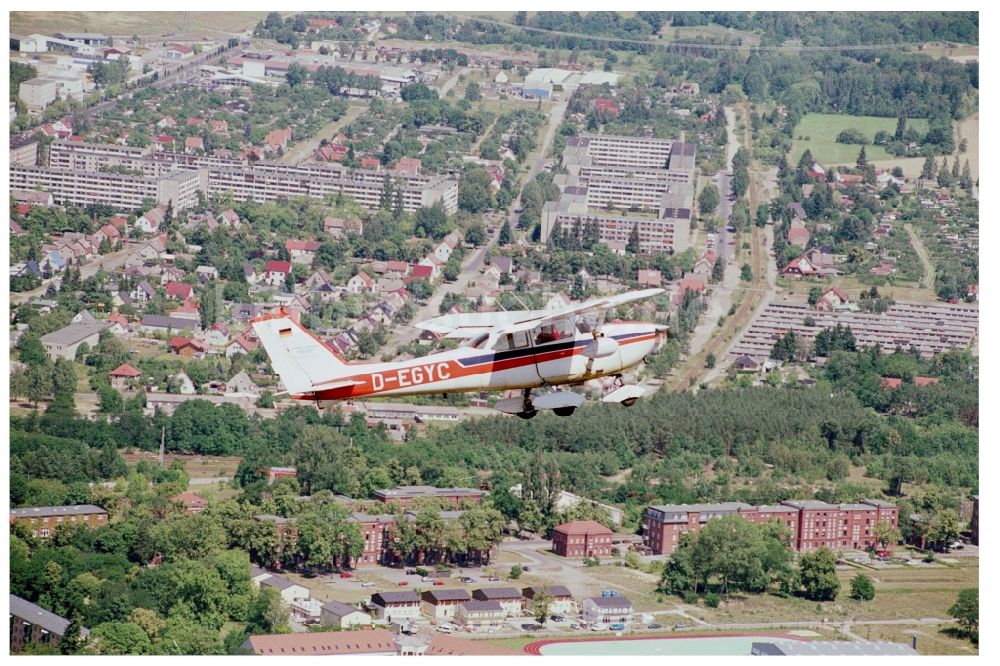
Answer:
[516, 409, 538, 420]
[553, 406, 577, 417]
[621, 397, 638, 407]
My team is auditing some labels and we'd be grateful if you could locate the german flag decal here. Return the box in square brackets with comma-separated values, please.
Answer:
[279, 327, 292, 337]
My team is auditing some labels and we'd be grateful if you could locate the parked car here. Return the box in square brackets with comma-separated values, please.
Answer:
[674, 623, 689, 629]
[522, 566, 531, 572]
[950, 541, 965, 550]
[488, 576, 501, 582]
[398, 581, 409, 586]
[461, 577, 475, 583]
[609, 623, 626, 631]
[361, 581, 375, 587]
[550, 615, 565, 622]
[570, 623, 582, 630]
[339, 572, 352, 578]
[405, 569, 416, 575]
[591, 625, 604, 632]
[521, 623, 542, 631]
[421, 576, 433, 582]
[433, 580, 445, 586]
[647, 623, 663, 629]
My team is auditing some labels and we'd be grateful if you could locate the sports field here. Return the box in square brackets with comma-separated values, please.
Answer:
[790, 113, 929, 165]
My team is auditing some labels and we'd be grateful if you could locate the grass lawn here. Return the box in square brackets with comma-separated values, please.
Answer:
[790, 113, 929, 165]
[691, 557, 977, 642]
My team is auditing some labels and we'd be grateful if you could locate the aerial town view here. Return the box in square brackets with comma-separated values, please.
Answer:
[6, 8, 981, 659]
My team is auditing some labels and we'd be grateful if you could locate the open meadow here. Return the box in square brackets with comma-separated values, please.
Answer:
[790, 113, 929, 165]
[10, 11, 267, 36]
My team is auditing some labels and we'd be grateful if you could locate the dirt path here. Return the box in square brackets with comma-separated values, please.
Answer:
[904, 223, 935, 290]
[278, 104, 367, 164]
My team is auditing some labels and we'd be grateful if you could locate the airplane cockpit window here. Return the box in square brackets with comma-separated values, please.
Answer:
[575, 314, 598, 334]
[467, 333, 490, 349]
[533, 318, 574, 345]
[493, 331, 530, 352]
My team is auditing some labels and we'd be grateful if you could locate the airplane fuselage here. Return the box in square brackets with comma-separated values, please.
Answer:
[296, 322, 661, 404]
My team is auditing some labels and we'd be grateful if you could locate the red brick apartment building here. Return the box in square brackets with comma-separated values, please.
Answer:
[371, 485, 484, 509]
[10, 505, 109, 538]
[349, 512, 396, 567]
[643, 499, 898, 555]
[552, 520, 614, 558]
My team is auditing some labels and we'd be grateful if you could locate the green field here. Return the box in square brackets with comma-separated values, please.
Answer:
[790, 113, 929, 165]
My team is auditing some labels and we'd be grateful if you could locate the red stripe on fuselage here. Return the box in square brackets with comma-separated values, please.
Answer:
[295, 333, 658, 401]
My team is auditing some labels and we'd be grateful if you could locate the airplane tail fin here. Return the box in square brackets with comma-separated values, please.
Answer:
[251, 311, 354, 395]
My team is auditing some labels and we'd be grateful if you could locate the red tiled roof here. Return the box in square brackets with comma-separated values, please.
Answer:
[244, 629, 396, 656]
[109, 363, 142, 378]
[265, 260, 292, 274]
[553, 520, 613, 535]
[880, 377, 902, 390]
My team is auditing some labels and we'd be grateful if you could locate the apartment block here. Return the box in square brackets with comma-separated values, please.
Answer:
[44, 140, 459, 214]
[642, 499, 898, 555]
[18, 78, 58, 110]
[10, 166, 203, 212]
[10, 134, 40, 167]
[566, 133, 674, 170]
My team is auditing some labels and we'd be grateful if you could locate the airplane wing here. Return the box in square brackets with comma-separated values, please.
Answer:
[415, 309, 549, 339]
[416, 289, 665, 338]
[494, 288, 667, 335]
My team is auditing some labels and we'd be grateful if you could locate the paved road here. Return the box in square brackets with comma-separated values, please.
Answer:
[384, 102, 569, 353]
[438, 73, 461, 98]
[715, 171, 734, 261]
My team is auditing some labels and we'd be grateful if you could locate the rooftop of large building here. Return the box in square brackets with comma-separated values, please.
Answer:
[11, 504, 107, 518]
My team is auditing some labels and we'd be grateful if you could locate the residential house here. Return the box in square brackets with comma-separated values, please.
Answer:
[782, 256, 816, 279]
[109, 363, 142, 390]
[131, 280, 157, 303]
[637, 269, 662, 288]
[733, 355, 761, 372]
[817, 287, 850, 312]
[219, 209, 241, 229]
[171, 372, 196, 394]
[165, 282, 194, 301]
[139, 315, 198, 335]
[454, 600, 505, 630]
[256, 574, 310, 606]
[370, 591, 422, 624]
[470, 588, 522, 617]
[788, 224, 811, 248]
[522, 586, 575, 616]
[184, 136, 204, 153]
[169, 491, 208, 514]
[324, 217, 362, 238]
[204, 322, 231, 346]
[170, 336, 207, 358]
[264, 127, 293, 153]
[225, 371, 260, 397]
[421, 589, 472, 621]
[195, 265, 219, 282]
[285, 239, 321, 265]
[263, 260, 292, 287]
[226, 328, 260, 357]
[347, 271, 374, 294]
[135, 206, 166, 234]
[320, 601, 372, 630]
[581, 596, 633, 628]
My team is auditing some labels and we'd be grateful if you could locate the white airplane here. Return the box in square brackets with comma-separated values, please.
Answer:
[250, 288, 667, 419]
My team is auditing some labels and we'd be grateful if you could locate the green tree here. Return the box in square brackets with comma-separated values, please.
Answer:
[850, 573, 876, 601]
[285, 63, 308, 87]
[458, 166, 494, 213]
[19, 335, 48, 367]
[926, 509, 962, 551]
[740, 263, 753, 282]
[625, 223, 640, 254]
[530, 586, 552, 623]
[498, 221, 512, 245]
[91, 621, 152, 655]
[948, 588, 978, 637]
[465, 222, 487, 246]
[873, 521, 901, 550]
[509, 564, 523, 579]
[698, 184, 720, 215]
[920, 153, 936, 180]
[798, 547, 840, 601]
